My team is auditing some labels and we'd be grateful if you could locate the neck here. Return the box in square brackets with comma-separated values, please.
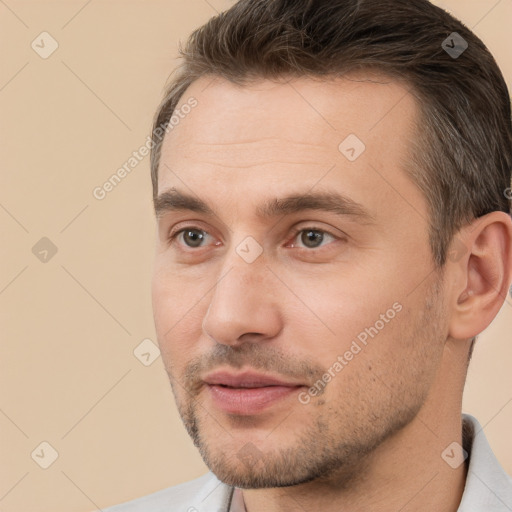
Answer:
[241, 341, 470, 512]
[241, 415, 467, 512]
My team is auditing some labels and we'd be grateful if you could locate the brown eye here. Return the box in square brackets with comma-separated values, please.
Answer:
[290, 227, 337, 250]
[181, 229, 206, 247]
[300, 229, 325, 248]
[168, 227, 211, 248]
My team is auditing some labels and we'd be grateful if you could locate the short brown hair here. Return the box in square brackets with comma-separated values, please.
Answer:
[150, 0, 512, 267]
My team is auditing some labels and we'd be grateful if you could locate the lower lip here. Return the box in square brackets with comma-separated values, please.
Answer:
[206, 384, 302, 415]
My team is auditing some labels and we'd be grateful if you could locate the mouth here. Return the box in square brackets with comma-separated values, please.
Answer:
[202, 370, 305, 415]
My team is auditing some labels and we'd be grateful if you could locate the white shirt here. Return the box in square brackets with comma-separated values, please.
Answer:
[104, 414, 512, 511]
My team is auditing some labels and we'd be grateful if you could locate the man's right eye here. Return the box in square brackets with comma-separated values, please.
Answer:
[168, 227, 215, 249]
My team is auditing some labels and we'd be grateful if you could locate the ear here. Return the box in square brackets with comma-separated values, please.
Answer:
[448, 211, 512, 341]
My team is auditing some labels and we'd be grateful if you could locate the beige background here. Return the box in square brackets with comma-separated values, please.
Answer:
[0, 1, 511, 511]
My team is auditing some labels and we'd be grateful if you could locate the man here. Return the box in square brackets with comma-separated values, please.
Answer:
[105, 0, 512, 510]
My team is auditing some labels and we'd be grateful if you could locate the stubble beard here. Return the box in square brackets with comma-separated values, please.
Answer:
[167, 276, 445, 489]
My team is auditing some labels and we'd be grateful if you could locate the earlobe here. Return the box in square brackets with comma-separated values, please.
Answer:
[448, 211, 512, 341]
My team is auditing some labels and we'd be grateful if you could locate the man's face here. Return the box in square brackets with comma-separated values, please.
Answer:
[152, 74, 449, 487]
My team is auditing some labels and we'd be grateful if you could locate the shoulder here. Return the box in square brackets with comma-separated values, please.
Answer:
[458, 414, 512, 511]
[103, 472, 234, 512]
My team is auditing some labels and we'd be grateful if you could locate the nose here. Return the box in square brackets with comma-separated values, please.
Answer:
[201, 259, 283, 347]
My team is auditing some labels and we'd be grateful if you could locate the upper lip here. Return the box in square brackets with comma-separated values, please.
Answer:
[203, 370, 303, 388]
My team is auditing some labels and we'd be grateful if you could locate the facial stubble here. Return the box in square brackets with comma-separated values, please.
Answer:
[164, 275, 446, 489]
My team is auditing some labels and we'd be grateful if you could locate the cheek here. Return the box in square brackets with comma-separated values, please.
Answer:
[316, 305, 425, 414]
[295, 283, 412, 385]
[152, 264, 199, 325]
[288, 273, 396, 343]
[151, 271, 205, 362]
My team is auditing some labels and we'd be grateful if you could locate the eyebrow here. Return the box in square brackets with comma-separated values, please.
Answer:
[154, 187, 375, 224]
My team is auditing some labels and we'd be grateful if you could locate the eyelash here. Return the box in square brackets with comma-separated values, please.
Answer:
[167, 225, 340, 251]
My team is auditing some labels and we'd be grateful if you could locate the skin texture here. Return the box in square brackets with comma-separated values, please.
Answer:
[151, 74, 512, 511]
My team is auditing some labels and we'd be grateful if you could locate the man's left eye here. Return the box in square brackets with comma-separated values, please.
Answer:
[289, 228, 337, 249]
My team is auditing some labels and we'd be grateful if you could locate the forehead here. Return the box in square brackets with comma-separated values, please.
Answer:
[162, 72, 418, 154]
[157, 73, 424, 224]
